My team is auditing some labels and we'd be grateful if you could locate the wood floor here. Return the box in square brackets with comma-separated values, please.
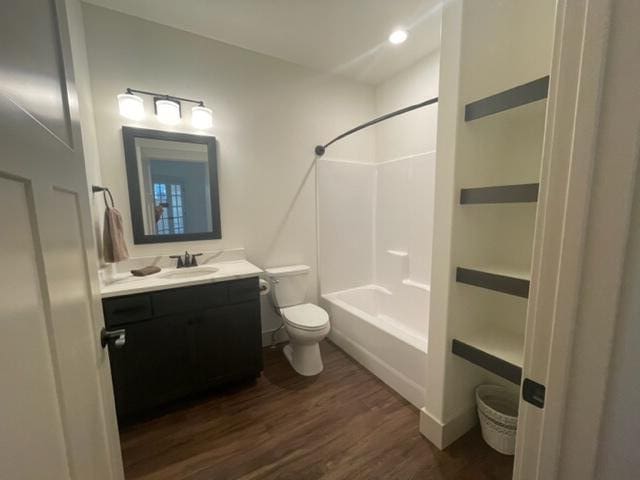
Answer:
[120, 341, 513, 480]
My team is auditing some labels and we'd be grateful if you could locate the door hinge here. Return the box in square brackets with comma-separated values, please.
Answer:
[522, 378, 546, 408]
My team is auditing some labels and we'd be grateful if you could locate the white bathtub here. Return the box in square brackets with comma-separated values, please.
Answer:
[321, 284, 428, 408]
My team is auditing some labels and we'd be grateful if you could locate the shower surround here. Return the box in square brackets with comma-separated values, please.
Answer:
[319, 151, 435, 407]
[317, 51, 439, 406]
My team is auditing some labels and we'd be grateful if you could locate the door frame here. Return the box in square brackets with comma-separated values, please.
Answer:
[514, 0, 640, 477]
[63, 0, 125, 475]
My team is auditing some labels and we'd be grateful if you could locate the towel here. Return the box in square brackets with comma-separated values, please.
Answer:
[131, 266, 161, 277]
[102, 190, 129, 263]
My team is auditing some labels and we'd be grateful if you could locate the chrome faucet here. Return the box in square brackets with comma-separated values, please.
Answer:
[170, 251, 203, 268]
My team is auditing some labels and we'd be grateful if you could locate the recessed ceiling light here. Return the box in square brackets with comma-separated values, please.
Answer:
[388, 29, 408, 45]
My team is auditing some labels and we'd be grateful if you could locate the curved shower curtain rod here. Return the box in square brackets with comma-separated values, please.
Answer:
[314, 96, 438, 156]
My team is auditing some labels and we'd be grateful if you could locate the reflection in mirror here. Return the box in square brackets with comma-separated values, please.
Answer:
[123, 127, 221, 244]
[136, 138, 212, 235]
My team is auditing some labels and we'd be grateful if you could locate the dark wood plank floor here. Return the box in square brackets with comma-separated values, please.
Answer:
[120, 341, 513, 480]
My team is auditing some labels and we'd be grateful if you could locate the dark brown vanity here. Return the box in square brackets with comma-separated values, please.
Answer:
[102, 277, 262, 420]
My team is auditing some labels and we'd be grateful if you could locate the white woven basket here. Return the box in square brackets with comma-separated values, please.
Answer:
[476, 384, 519, 455]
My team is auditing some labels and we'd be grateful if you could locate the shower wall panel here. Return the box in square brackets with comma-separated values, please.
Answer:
[318, 159, 375, 294]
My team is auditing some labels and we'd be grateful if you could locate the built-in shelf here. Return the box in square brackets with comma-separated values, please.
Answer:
[452, 329, 524, 384]
[460, 183, 539, 205]
[465, 76, 550, 121]
[386, 249, 408, 257]
[456, 266, 530, 298]
[402, 278, 430, 292]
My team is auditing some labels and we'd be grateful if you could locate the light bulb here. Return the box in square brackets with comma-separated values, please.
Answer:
[155, 99, 181, 125]
[388, 30, 408, 45]
[117, 93, 144, 120]
[191, 105, 213, 129]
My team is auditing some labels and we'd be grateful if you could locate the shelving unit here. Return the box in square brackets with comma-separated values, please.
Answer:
[453, 77, 547, 382]
[421, 0, 556, 453]
[452, 329, 524, 384]
[460, 183, 539, 204]
[456, 266, 530, 298]
[465, 76, 550, 121]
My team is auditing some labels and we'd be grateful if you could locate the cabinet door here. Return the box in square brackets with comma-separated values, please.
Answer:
[108, 314, 193, 417]
[194, 301, 262, 389]
[223, 300, 263, 376]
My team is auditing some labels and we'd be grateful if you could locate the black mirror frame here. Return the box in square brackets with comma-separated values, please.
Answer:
[122, 126, 222, 244]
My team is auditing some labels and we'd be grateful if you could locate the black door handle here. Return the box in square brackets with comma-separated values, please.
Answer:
[101, 327, 126, 349]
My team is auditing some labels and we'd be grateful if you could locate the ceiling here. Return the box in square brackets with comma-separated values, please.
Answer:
[82, 0, 442, 84]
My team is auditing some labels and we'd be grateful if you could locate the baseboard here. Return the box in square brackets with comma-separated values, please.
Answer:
[419, 405, 477, 450]
[261, 327, 288, 347]
[329, 328, 426, 408]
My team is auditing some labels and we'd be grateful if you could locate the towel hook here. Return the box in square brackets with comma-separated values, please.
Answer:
[92, 185, 115, 208]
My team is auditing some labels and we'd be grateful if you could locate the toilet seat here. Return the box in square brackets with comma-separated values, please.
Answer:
[281, 303, 329, 331]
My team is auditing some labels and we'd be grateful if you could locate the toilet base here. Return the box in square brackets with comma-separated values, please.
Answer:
[283, 343, 324, 376]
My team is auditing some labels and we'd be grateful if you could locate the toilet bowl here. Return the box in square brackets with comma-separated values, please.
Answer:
[281, 303, 330, 376]
[265, 265, 330, 376]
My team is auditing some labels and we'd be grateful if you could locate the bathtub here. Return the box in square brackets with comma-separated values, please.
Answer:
[321, 284, 428, 408]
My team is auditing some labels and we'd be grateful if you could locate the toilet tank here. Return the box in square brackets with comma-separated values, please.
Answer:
[265, 264, 311, 308]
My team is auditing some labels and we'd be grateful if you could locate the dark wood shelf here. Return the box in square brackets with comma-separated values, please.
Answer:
[452, 333, 523, 384]
[456, 267, 530, 298]
[460, 183, 539, 204]
[465, 76, 550, 121]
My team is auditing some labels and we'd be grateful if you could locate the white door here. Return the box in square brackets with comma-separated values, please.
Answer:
[514, 0, 640, 478]
[0, 0, 123, 478]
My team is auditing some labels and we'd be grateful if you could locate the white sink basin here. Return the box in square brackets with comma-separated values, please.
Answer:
[159, 266, 219, 279]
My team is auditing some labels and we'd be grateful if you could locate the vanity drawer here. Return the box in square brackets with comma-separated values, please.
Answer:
[151, 282, 228, 316]
[103, 294, 152, 327]
[228, 277, 259, 304]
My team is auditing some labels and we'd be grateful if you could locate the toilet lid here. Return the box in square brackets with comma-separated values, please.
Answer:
[281, 303, 329, 330]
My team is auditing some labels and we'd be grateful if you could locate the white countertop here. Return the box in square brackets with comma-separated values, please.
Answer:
[100, 259, 263, 298]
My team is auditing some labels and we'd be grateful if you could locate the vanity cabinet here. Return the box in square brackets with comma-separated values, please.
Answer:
[102, 277, 262, 419]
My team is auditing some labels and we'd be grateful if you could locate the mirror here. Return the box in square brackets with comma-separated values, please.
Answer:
[122, 127, 221, 244]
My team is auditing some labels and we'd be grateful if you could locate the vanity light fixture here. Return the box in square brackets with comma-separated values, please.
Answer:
[388, 29, 408, 45]
[117, 92, 144, 120]
[191, 105, 213, 129]
[155, 98, 181, 125]
[117, 88, 213, 129]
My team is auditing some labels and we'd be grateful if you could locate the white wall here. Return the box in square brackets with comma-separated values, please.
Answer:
[375, 51, 440, 162]
[81, 4, 375, 334]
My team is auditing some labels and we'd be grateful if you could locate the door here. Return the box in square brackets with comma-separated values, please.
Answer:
[194, 307, 230, 388]
[514, 0, 640, 478]
[0, 1, 123, 478]
[222, 301, 263, 376]
[109, 314, 193, 417]
[194, 302, 262, 389]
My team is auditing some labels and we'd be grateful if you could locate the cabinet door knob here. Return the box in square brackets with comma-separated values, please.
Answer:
[101, 327, 126, 349]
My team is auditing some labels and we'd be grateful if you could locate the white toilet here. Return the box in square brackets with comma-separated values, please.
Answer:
[265, 265, 330, 376]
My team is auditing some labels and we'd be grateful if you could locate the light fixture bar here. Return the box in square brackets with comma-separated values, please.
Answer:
[125, 88, 205, 106]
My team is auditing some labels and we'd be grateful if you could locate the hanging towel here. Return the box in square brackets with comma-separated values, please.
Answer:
[102, 189, 129, 263]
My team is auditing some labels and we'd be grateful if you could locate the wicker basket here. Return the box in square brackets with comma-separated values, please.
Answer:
[476, 385, 519, 455]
